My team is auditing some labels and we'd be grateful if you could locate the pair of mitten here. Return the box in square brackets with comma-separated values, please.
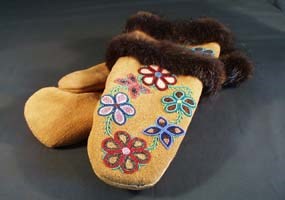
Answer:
[24, 12, 253, 190]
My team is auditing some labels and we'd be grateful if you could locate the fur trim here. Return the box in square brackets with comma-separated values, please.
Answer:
[106, 33, 226, 97]
[124, 12, 253, 87]
[172, 18, 234, 54]
[124, 11, 173, 41]
[124, 12, 234, 54]
[220, 51, 254, 87]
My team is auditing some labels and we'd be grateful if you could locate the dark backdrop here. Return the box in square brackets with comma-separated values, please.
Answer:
[0, 0, 284, 199]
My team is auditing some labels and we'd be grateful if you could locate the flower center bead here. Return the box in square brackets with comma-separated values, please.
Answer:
[154, 72, 162, 78]
[177, 99, 182, 104]
[122, 147, 131, 155]
[114, 103, 120, 108]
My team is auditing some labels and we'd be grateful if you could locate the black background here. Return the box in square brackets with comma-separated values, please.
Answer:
[0, 0, 284, 199]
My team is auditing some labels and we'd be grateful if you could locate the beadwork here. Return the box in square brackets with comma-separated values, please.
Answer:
[143, 117, 185, 149]
[102, 131, 151, 174]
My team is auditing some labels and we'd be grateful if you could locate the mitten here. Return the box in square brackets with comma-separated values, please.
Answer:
[24, 63, 109, 147]
[87, 28, 252, 189]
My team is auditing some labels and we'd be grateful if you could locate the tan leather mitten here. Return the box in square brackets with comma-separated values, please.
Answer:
[58, 63, 109, 93]
[24, 63, 109, 147]
[87, 31, 233, 189]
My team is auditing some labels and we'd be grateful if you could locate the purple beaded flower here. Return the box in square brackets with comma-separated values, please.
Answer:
[143, 116, 185, 149]
[98, 92, 135, 125]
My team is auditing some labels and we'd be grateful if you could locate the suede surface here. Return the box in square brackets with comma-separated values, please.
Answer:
[24, 87, 101, 147]
[58, 63, 109, 93]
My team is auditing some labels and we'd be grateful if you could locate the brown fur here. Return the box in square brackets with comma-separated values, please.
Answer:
[105, 33, 226, 97]
[124, 12, 234, 53]
[172, 18, 234, 54]
[124, 11, 173, 41]
[124, 12, 253, 88]
[220, 51, 254, 87]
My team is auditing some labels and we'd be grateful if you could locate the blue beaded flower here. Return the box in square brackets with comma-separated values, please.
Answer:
[143, 117, 185, 149]
[191, 47, 214, 57]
